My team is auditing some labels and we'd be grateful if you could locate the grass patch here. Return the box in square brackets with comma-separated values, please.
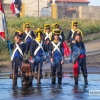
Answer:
[0, 17, 100, 62]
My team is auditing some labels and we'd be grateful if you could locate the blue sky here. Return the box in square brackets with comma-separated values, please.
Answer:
[89, 0, 100, 6]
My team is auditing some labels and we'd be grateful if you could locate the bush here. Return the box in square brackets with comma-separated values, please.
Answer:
[0, 17, 100, 61]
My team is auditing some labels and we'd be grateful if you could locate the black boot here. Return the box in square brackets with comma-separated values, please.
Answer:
[58, 77, 62, 85]
[83, 75, 88, 85]
[52, 77, 56, 84]
[74, 76, 78, 86]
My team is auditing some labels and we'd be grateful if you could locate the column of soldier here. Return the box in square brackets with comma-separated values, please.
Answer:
[8, 21, 88, 86]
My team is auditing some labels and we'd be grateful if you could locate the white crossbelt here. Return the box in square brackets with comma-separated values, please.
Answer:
[11, 43, 23, 61]
[51, 41, 61, 54]
[34, 40, 44, 56]
[71, 29, 80, 38]
[59, 34, 62, 40]
[45, 32, 52, 40]
[71, 29, 75, 38]
[25, 31, 32, 41]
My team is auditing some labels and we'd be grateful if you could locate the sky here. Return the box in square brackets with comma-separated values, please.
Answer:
[89, 0, 100, 6]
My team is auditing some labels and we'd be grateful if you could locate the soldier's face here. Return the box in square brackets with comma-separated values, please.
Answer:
[18, 32, 22, 35]
[14, 36, 19, 42]
[73, 26, 77, 30]
[75, 35, 81, 41]
[25, 27, 30, 32]
[46, 29, 50, 33]
[54, 35, 59, 40]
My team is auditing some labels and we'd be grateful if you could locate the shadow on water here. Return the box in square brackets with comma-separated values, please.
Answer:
[0, 72, 100, 100]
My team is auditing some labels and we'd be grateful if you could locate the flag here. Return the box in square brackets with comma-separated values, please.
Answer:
[10, 0, 15, 14]
[0, 1, 5, 41]
[10, 0, 21, 15]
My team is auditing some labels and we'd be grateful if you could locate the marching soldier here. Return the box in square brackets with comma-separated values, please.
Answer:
[53, 23, 65, 42]
[49, 29, 64, 85]
[7, 33, 26, 84]
[53, 23, 70, 57]
[73, 34, 88, 86]
[43, 24, 52, 52]
[43, 24, 53, 62]
[30, 28, 45, 84]
[67, 21, 83, 62]
[22, 23, 36, 55]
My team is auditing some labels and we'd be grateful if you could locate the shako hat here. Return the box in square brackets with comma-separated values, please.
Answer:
[53, 23, 59, 28]
[44, 24, 50, 29]
[72, 21, 78, 26]
[52, 29, 61, 36]
[24, 23, 30, 28]
[35, 28, 43, 36]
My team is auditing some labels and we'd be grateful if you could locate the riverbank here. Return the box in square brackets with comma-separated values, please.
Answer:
[0, 39, 100, 73]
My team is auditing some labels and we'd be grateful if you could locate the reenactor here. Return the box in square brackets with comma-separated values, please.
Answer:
[43, 24, 52, 51]
[7, 33, 26, 84]
[43, 24, 53, 62]
[22, 23, 36, 55]
[14, 30, 23, 39]
[73, 34, 88, 86]
[49, 29, 64, 85]
[53, 23, 65, 42]
[30, 28, 45, 84]
[53, 23, 70, 57]
[67, 21, 83, 62]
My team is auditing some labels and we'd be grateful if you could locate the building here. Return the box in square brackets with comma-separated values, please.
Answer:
[48, 0, 90, 18]
[4, 0, 48, 17]
[48, 0, 90, 7]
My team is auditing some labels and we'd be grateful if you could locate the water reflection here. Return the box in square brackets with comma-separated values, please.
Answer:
[0, 73, 100, 100]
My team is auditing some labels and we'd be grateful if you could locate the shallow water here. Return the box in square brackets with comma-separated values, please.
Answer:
[0, 73, 100, 100]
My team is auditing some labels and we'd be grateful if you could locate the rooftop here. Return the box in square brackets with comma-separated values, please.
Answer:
[49, 0, 90, 3]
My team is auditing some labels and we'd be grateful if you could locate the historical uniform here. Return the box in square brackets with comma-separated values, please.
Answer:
[49, 29, 64, 84]
[30, 28, 45, 83]
[15, 30, 23, 39]
[43, 24, 53, 62]
[53, 23, 65, 42]
[67, 21, 83, 62]
[53, 23, 70, 57]
[7, 34, 25, 82]
[73, 34, 88, 86]
[22, 23, 36, 55]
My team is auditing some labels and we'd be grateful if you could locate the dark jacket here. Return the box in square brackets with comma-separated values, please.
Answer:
[49, 41, 64, 58]
[7, 41, 26, 60]
[22, 31, 36, 42]
[73, 41, 86, 63]
[30, 40, 45, 57]
[67, 29, 73, 42]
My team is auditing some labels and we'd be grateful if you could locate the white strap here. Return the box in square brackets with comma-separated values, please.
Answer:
[45, 32, 52, 40]
[11, 43, 23, 61]
[71, 29, 75, 38]
[34, 40, 44, 56]
[59, 34, 62, 39]
[51, 41, 61, 54]
[71, 29, 80, 38]
[25, 31, 32, 41]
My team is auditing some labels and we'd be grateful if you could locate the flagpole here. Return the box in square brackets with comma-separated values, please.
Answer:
[1, 0, 12, 56]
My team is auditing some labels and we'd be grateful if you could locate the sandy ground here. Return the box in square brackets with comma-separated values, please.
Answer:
[0, 39, 100, 73]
